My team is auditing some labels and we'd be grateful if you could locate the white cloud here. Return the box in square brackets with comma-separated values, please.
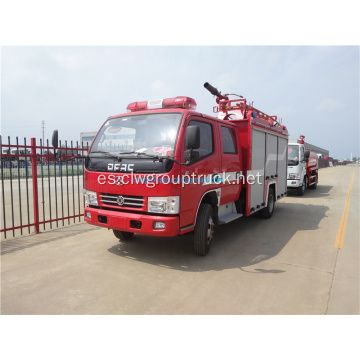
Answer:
[151, 80, 166, 93]
[316, 98, 345, 113]
[214, 73, 236, 93]
[271, 106, 293, 119]
[51, 52, 84, 71]
[150, 80, 177, 99]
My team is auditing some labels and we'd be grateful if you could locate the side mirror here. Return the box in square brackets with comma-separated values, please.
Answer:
[185, 125, 200, 150]
[184, 150, 200, 163]
[304, 150, 310, 162]
[52, 130, 59, 149]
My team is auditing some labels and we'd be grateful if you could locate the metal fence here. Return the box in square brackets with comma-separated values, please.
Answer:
[0, 136, 88, 239]
[0, 135, 336, 239]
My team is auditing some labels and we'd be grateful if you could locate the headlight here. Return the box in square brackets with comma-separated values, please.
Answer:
[148, 196, 180, 214]
[288, 173, 300, 180]
[84, 189, 98, 206]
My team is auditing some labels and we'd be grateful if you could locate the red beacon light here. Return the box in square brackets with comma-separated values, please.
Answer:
[127, 96, 196, 112]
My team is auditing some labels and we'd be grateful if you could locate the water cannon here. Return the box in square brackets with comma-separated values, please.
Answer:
[204, 82, 229, 101]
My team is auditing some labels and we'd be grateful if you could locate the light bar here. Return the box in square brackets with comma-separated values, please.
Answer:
[126, 101, 147, 112]
[127, 96, 196, 112]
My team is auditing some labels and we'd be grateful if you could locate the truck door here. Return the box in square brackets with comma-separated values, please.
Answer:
[179, 117, 221, 229]
[219, 124, 241, 205]
[300, 146, 306, 180]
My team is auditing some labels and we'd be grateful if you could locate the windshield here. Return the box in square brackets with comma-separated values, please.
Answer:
[90, 113, 183, 157]
[288, 145, 299, 166]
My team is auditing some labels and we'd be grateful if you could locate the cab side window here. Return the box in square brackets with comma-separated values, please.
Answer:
[221, 126, 237, 154]
[188, 120, 214, 159]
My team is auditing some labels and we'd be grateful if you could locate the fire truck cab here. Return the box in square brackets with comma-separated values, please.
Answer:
[81, 83, 289, 255]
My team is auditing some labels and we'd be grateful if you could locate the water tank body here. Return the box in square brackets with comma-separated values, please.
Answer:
[307, 151, 318, 168]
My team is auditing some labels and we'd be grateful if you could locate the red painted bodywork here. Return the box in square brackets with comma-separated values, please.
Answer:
[306, 150, 318, 169]
[305, 149, 318, 186]
[84, 96, 288, 236]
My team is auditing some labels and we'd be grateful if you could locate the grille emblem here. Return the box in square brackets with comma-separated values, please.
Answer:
[116, 196, 125, 206]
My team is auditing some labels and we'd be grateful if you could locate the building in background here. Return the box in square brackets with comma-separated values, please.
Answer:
[80, 132, 96, 149]
[289, 139, 329, 158]
[289, 139, 331, 167]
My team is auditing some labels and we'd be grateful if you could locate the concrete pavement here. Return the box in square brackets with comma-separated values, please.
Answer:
[1, 165, 359, 314]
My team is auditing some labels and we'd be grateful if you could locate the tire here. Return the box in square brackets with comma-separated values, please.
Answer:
[297, 177, 307, 196]
[113, 230, 134, 241]
[193, 203, 214, 256]
[260, 188, 275, 219]
[310, 171, 318, 189]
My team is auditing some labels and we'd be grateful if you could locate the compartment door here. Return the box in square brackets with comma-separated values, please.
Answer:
[277, 137, 288, 196]
[266, 133, 278, 178]
[249, 129, 265, 211]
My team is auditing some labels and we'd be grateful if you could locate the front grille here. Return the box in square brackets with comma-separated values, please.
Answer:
[100, 193, 145, 209]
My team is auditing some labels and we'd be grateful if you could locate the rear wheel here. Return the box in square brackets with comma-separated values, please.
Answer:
[113, 230, 134, 241]
[310, 171, 318, 189]
[260, 188, 275, 219]
[193, 203, 214, 256]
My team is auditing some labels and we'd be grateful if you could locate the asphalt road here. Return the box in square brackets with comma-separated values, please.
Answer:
[1, 164, 359, 314]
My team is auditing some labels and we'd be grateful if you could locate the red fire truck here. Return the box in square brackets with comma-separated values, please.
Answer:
[78, 83, 289, 255]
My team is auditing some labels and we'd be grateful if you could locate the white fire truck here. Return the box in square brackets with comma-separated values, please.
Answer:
[287, 135, 318, 195]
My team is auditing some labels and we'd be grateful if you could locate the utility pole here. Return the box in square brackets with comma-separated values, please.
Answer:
[41, 120, 45, 145]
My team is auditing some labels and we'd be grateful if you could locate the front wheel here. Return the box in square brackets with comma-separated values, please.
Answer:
[113, 230, 134, 241]
[297, 177, 307, 196]
[193, 203, 214, 256]
[260, 188, 275, 219]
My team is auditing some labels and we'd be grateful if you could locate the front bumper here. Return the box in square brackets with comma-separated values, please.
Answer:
[84, 207, 180, 237]
[287, 179, 301, 188]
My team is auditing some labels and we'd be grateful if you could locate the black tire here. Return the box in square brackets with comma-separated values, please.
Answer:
[260, 188, 275, 219]
[297, 177, 307, 196]
[310, 171, 318, 189]
[113, 230, 134, 241]
[193, 203, 214, 256]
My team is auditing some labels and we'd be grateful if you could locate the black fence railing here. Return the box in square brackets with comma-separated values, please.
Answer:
[0, 136, 89, 239]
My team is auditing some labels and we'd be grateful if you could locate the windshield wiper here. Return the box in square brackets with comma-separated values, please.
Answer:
[117, 151, 141, 155]
[89, 151, 117, 158]
[117, 151, 163, 161]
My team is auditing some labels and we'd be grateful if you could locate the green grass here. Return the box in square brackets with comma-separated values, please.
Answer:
[0, 163, 84, 180]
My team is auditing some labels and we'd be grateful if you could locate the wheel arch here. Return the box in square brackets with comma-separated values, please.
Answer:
[194, 188, 221, 225]
[266, 181, 277, 204]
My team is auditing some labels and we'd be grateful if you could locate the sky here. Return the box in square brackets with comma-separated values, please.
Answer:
[1, 46, 358, 160]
